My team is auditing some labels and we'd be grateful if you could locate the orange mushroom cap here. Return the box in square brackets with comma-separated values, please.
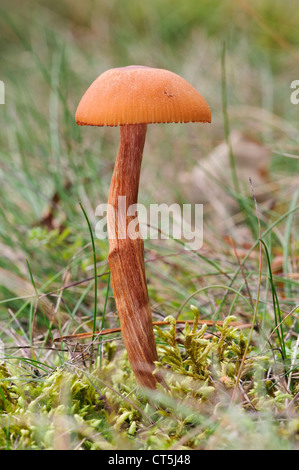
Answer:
[76, 65, 211, 127]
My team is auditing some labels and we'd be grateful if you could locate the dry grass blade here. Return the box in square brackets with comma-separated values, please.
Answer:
[230, 177, 263, 405]
[0, 268, 68, 326]
[53, 319, 251, 343]
[265, 303, 299, 346]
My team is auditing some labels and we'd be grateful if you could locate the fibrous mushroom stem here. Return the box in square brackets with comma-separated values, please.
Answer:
[107, 124, 159, 389]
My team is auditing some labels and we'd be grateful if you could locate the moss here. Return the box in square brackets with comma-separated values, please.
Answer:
[0, 312, 298, 449]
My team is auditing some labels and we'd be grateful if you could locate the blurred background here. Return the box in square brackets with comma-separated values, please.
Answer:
[0, 0, 298, 330]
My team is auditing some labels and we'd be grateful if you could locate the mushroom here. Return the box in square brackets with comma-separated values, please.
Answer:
[76, 65, 211, 389]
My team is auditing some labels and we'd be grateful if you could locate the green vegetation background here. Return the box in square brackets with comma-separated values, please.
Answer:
[0, 0, 298, 450]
